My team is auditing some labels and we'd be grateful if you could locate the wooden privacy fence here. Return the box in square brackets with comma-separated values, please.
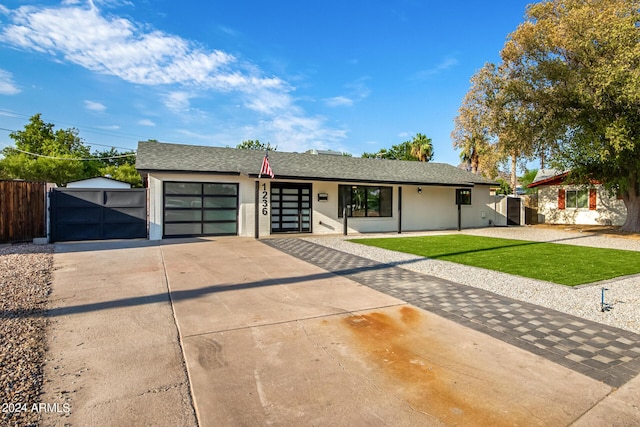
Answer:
[0, 180, 46, 243]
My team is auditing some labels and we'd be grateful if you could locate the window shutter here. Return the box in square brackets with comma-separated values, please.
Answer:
[558, 189, 566, 210]
[589, 189, 597, 210]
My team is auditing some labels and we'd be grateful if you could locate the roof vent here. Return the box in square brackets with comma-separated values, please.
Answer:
[305, 149, 342, 156]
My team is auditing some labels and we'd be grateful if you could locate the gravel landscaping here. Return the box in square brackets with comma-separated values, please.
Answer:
[306, 226, 640, 335]
[0, 244, 53, 427]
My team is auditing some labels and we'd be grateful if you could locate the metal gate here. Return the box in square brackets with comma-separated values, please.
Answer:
[50, 188, 147, 242]
[507, 197, 521, 226]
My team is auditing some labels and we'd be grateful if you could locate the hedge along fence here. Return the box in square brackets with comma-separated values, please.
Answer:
[0, 180, 47, 243]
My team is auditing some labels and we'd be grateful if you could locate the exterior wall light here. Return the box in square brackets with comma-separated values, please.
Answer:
[418, 187, 422, 194]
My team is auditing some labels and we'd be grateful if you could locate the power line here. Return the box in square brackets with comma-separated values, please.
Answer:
[0, 108, 152, 142]
[4, 146, 136, 161]
[0, 126, 138, 152]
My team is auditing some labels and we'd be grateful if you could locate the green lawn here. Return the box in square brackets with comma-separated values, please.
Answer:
[349, 234, 640, 286]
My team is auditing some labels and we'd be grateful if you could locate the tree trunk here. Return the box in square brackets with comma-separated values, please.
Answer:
[511, 152, 517, 196]
[621, 177, 640, 232]
[471, 149, 479, 174]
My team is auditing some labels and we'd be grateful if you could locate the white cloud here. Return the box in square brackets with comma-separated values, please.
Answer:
[325, 96, 353, 107]
[137, 119, 156, 127]
[325, 77, 370, 108]
[0, 3, 348, 150]
[0, 5, 10, 15]
[262, 113, 348, 152]
[97, 124, 120, 130]
[0, 4, 282, 91]
[243, 88, 294, 115]
[175, 129, 217, 142]
[345, 77, 371, 100]
[84, 100, 107, 112]
[414, 55, 459, 79]
[163, 91, 193, 113]
[0, 69, 21, 95]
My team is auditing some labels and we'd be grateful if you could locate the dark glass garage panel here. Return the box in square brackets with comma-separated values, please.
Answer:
[165, 182, 202, 194]
[203, 222, 237, 234]
[204, 210, 237, 221]
[165, 210, 202, 222]
[204, 183, 238, 195]
[165, 223, 201, 235]
[204, 197, 237, 208]
[163, 182, 238, 237]
[165, 196, 201, 208]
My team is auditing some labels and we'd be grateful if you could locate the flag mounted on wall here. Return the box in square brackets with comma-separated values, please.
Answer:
[259, 150, 274, 178]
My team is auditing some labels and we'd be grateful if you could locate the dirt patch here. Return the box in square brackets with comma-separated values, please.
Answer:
[342, 307, 538, 426]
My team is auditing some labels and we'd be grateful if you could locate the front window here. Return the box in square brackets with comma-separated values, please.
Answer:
[338, 185, 392, 217]
[566, 189, 588, 209]
[456, 188, 472, 205]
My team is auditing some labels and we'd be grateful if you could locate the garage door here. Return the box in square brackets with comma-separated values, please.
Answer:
[50, 188, 147, 242]
[163, 182, 238, 237]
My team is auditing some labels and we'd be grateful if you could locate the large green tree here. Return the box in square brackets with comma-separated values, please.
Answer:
[362, 141, 415, 160]
[451, 66, 494, 175]
[236, 140, 276, 150]
[453, 62, 543, 193]
[1, 114, 89, 185]
[409, 133, 434, 162]
[499, 0, 640, 231]
[363, 134, 434, 161]
[0, 114, 141, 187]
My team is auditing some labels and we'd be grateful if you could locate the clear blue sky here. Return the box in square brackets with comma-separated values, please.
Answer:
[0, 0, 532, 165]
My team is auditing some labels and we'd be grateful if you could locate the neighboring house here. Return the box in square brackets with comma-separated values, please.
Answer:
[66, 176, 132, 189]
[528, 169, 627, 226]
[135, 141, 499, 239]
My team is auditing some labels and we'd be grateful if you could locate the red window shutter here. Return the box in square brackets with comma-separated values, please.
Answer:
[589, 189, 597, 210]
[558, 189, 566, 210]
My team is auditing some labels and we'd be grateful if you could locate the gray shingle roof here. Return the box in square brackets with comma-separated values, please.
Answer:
[135, 141, 497, 187]
[532, 168, 565, 183]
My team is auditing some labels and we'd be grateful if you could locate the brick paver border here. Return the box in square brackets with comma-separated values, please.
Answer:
[264, 238, 640, 388]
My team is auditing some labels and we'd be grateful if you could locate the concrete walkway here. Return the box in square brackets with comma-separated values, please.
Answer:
[43, 240, 197, 426]
[43, 237, 640, 426]
[265, 238, 640, 388]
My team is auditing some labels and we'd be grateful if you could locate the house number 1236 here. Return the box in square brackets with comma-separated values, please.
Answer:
[261, 183, 268, 215]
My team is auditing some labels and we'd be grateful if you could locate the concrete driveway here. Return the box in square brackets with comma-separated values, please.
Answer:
[44, 237, 631, 426]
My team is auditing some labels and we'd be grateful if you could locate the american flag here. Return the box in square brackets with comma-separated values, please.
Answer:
[259, 150, 274, 178]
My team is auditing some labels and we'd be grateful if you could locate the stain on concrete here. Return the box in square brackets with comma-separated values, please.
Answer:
[191, 336, 228, 370]
[343, 307, 539, 426]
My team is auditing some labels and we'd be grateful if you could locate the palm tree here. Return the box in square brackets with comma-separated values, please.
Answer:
[409, 133, 434, 162]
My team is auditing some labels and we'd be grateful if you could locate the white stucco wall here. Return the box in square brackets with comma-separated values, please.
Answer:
[146, 173, 498, 239]
[401, 185, 493, 230]
[537, 185, 627, 226]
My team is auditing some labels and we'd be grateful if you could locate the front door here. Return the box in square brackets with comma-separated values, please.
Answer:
[271, 183, 312, 233]
[507, 197, 521, 226]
